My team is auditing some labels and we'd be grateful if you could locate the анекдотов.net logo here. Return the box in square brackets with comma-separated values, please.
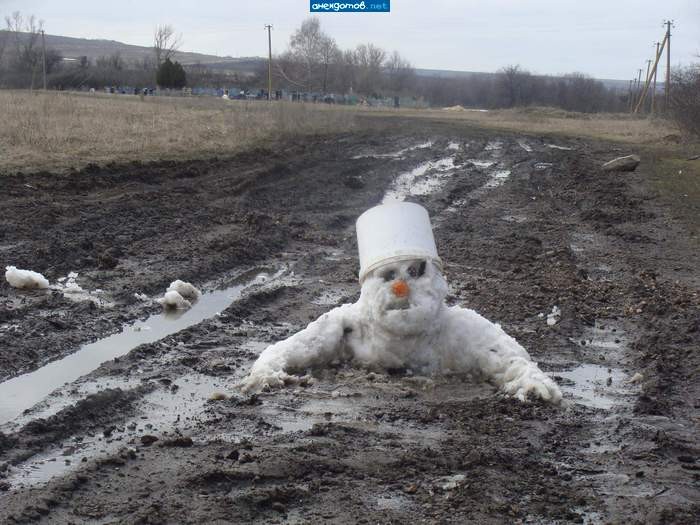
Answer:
[310, 1, 390, 13]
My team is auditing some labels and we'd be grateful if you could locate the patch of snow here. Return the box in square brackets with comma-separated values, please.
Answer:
[546, 306, 561, 326]
[166, 280, 201, 300]
[546, 144, 574, 151]
[447, 141, 460, 151]
[517, 140, 532, 152]
[4, 266, 49, 289]
[466, 159, 496, 168]
[534, 162, 553, 170]
[352, 141, 433, 159]
[134, 293, 149, 301]
[157, 290, 192, 310]
[485, 140, 503, 151]
[382, 156, 457, 203]
[484, 170, 511, 188]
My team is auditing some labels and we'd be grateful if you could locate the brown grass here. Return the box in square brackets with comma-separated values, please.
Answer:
[358, 105, 681, 145]
[0, 90, 357, 172]
[0, 90, 688, 173]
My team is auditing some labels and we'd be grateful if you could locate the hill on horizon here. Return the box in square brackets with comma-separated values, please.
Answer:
[2, 31, 629, 89]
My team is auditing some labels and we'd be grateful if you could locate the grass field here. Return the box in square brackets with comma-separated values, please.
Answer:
[0, 90, 357, 173]
[0, 90, 691, 173]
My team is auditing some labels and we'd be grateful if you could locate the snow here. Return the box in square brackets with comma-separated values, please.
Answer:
[517, 140, 533, 152]
[134, 293, 149, 301]
[546, 306, 561, 326]
[5, 266, 49, 289]
[382, 156, 457, 203]
[241, 260, 562, 403]
[166, 280, 201, 300]
[157, 290, 192, 310]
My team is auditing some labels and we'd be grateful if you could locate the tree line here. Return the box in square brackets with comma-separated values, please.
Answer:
[1, 10, 697, 128]
[0, 13, 192, 90]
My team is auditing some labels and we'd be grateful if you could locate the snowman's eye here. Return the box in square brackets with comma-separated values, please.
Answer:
[382, 269, 396, 282]
[408, 260, 427, 278]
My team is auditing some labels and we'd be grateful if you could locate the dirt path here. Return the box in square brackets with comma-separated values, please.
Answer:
[0, 124, 698, 523]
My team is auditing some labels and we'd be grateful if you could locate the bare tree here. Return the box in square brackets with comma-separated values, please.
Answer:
[384, 50, 414, 94]
[153, 24, 182, 67]
[4, 11, 44, 89]
[354, 43, 386, 95]
[288, 17, 324, 91]
[498, 65, 532, 107]
[319, 35, 338, 93]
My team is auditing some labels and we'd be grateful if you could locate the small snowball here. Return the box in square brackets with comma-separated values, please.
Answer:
[5, 266, 50, 289]
[157, 290, 192, 310]
[546, 306, 561, 326]
[166, 280, 201, 300]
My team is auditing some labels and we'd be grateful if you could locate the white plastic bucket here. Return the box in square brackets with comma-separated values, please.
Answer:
[356, 202, 442, 283]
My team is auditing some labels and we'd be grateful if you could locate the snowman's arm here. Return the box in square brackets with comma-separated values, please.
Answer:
[444, 306, 561, 403]
[240, 303, 353, 392]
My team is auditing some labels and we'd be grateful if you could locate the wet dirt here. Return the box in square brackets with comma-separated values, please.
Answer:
[0, 123, 698, 523]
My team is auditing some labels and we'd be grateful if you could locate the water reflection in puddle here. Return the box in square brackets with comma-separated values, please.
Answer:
[6, 373, 229, 488]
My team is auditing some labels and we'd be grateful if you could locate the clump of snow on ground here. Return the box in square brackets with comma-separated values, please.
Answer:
[134, 293, 149, 302]
[5, 266, 49, 289]
[58, 272, 84, 294]
[167, 280, 201, 300]
[546, 306, 561, 326]
[157, 290, 192, 310]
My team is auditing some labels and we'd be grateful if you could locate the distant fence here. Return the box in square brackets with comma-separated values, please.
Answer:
[75, 84, 428, 108]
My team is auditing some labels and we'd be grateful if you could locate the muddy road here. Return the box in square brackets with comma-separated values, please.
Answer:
[0, 123, 698, 523]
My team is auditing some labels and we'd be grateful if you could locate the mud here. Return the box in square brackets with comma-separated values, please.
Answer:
[0, 123, 698, 523]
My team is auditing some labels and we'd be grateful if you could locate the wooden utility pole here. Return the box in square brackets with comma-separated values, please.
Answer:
[41, 29, 47, 90]
[634, 35, 667, 114]
[628, 79, 634, 112]
[642, 59, 652, 112]
[664, 20, 672, 108]
[651, 42, 660, 113]
[265, 24, 273, 101]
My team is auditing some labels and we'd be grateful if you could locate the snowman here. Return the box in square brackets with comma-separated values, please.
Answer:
[241, 202, 561, 403]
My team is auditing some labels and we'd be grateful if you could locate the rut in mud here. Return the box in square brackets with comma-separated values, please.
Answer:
[0, 124, 698, 523]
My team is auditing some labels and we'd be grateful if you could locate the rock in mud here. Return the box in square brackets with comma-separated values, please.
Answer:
[601, 155, 641, 172]
[140, 435, 159, 446]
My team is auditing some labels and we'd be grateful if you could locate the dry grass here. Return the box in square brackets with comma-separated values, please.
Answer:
[360, 105, 681, 145]
[0, 90, 687, 173]
[0, 90, 357, 172]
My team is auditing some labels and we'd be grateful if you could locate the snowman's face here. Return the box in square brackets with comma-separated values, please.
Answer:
[359, 258, 447, 337]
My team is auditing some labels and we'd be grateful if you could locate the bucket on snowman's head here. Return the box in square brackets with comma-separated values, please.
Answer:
[356, 202, 442, 283]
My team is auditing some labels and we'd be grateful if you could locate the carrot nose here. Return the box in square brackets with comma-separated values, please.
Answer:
[391, 280, 410, 298]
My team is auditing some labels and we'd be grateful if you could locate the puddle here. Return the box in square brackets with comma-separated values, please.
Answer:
[375, 493, 413, 510]
[0, 269, 282, 425]
[5, 374, 228, 488]
[501, 214, 528, 223]
[558, 322, 635, 409]
[558, 364, 627, 409]
[483, 170, 511, 188]
[382, 156, 457, 203]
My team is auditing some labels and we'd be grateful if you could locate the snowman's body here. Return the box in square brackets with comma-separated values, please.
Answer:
[241, 258, 562, 403]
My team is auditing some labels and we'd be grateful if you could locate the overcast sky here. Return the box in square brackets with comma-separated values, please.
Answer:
[1, 0, 698, 79]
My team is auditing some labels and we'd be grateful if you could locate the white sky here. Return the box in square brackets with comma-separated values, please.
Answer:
[1, 0, 698, 79]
